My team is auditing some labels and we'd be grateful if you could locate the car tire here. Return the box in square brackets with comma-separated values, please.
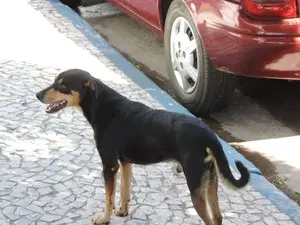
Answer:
[164, 0, 236, 115]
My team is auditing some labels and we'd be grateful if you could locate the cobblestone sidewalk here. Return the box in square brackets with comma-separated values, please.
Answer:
[0, 0, 298, 224]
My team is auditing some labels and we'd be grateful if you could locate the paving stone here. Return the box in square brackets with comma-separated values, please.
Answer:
[272, 212, 291, 221]
[37, 187, 53, 196]
[264, 216, 279, 225]
[27, 204, 45, 215]
[256, 199, 273, 205]
[52, 217, 73, 225]
[148, 213, 170, 223]
[53, 183, 68, 192]
[278, 221, 296, 225]
[14, 217, 32, 225]
[253, 222, 266, 225]
[3, 206, 18, 220]
[66, 212, 80, 219]
[240, 214, 261, 222]
[0, 220, 10, 225]
[222, 219, 236, 225]
[132, 211, 147, 221]
[15, 207, 33, 216]
[15, 196, 36, 208]
[183, 217, 202, 224]
[40, 214, 62, 222]
[0, 200, 11, 208]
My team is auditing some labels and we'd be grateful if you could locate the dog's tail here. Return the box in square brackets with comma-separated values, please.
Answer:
[208, 140, 250, 188]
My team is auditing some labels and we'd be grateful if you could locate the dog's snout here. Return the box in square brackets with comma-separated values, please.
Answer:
[36, 91, 44, 102]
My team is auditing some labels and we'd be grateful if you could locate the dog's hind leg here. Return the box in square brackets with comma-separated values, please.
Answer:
[92, 164, 119, 225]
[190, 175, 214, 225]
[182, 151, 214, 225]
[207, 163, 222, 225]
[115, 162, 132, 217]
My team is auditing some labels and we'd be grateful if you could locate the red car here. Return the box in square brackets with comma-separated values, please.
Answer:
[78, 0, 300, 114]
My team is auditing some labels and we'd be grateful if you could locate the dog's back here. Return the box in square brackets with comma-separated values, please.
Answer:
[100, 99, 179, 164]
[103, 98, 219, 166]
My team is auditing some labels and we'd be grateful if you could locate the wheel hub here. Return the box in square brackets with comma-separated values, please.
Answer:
[170, 17, 199, 94]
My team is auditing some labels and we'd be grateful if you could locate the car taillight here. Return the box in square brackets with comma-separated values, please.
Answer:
[242, 0, 297, 19]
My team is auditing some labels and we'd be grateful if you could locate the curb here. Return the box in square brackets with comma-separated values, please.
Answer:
[48, 1, 300, 224]
[251, 174, 300, 223]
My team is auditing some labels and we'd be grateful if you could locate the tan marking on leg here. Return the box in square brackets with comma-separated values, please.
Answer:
[115, 163, 132, 217]
[205, 148, 214, 163]
[92, 166, 119, 225]
[207, 166, 222, 225]
[207, 147, 239, 190]
[191, 173, 214, 225]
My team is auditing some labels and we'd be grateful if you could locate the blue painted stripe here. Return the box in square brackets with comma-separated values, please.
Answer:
[251, 174, 300, 225]
[48, 0, 300, 222]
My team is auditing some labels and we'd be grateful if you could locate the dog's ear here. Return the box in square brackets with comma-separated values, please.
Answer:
[84, 79, 99, 97]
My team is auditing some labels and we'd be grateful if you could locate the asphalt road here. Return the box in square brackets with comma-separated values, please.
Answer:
[78, 2, 300, 204]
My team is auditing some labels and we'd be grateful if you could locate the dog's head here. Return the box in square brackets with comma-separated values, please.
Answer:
[36, 69, 98, 113]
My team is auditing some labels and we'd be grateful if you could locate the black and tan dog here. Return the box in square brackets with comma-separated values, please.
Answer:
[36, 69, 250, 225]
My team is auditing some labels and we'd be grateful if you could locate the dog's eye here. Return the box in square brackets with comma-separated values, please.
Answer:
[58, 80, 66, 88]
[60, 82, 66, 87]
[58, 79, 66, 87]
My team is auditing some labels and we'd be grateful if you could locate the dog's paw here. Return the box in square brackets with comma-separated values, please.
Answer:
[114, 207, 128, 217]
[92, 213, 110, 225]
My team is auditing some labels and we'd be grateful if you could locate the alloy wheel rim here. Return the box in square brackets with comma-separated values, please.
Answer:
[170, 17, 199, 94]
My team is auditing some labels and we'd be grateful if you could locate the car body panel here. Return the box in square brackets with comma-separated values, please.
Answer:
[121, 0, 161, 28]
[108, 0, 162, 35]
[108, 0, 300, 80]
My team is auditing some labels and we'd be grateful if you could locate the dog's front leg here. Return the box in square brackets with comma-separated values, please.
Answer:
[92, 164, 119, 225]
[115, 162, 132, 217]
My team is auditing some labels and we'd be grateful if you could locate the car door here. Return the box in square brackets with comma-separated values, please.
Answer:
[121, 0, 161, 30]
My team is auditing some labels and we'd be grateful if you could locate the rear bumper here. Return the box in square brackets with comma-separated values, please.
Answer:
[187, 0, 300, 80]
[204, 29, 300, 80]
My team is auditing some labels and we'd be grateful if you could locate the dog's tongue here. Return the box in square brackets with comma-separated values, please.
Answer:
[46, 100, 67, 113]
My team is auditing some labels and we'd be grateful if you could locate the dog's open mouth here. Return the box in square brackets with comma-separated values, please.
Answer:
[46, 100, 68, 113]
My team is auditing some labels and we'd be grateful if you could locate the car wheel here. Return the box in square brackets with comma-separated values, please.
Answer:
[164, 0, 236, 115]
